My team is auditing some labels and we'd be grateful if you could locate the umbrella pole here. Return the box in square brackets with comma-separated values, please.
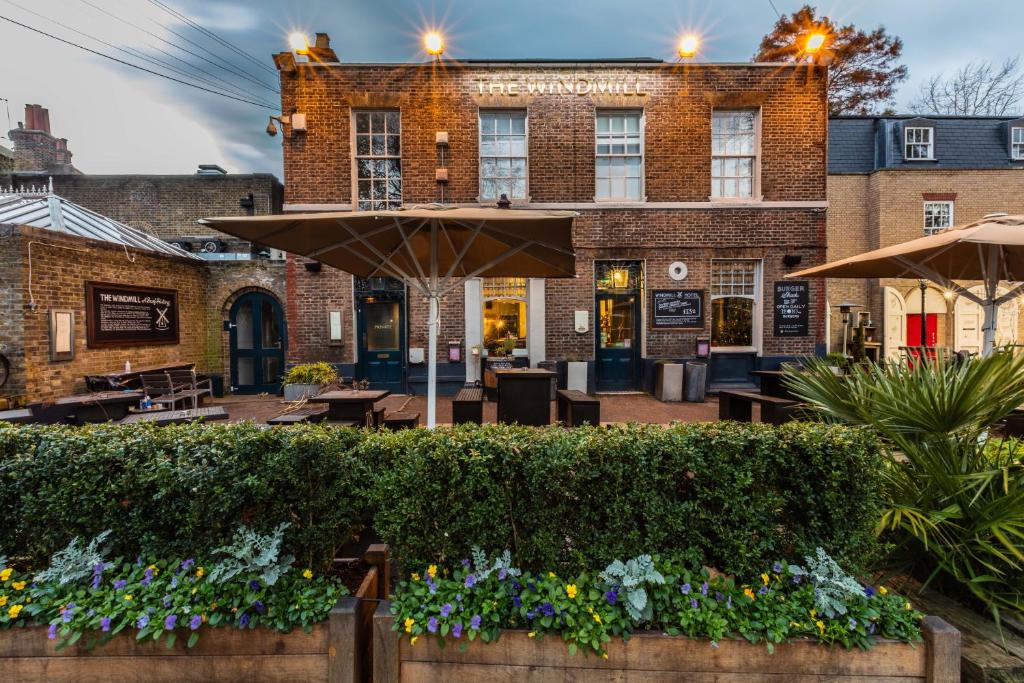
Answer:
[427, 295, 438, 428]
[982, 300, 998, 356]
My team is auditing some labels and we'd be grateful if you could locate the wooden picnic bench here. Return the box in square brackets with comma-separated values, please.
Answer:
[382, 411, 420, 430]
[119, 406, 229, 426]
[0, 408, 33, 424]
[556, 389, 600, 427]
[718, 390, 797, 426]
[452, 387, 484, 424]
[266, 405, 329, 426]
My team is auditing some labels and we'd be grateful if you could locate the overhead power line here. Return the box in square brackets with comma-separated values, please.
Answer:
[145, 0, 278, 76]
[2, 0, 268, 104]
[79, 0, 278, 95]
[0, 14, 278, 110]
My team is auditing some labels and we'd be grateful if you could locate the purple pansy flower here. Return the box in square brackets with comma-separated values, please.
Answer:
[498, 568, 508, 580]
[868, 622, 877, 635]
[190, 615, 202, 631]
[427, 617, 438, 633]
[253, 600, 266, 615]
[114, 579, 127, 590]
[513, 595, 522, 608]
[249, 580, 260, 591]
[164, 614, 177, 631]
[48, 624, 58, 640]
[452, 622, 463, 638]
[137, 614, 150, 629]
[91, 563, 106, 589]
[758, 586, 769, 596]
[141, 568, 154, 587]
[863, 586, 876, 598]
[101, 616, 111, 632]
[540, 602, 555, 617]
[170, 575, 178, 589]
[464, 574, 476, 588]
[690, 598, 699, 609]
[440, 603, 453, 617]
[460, 558, 470, 568]
[792, 575, 802, 584]
[469, 615, 482, 630]
[714, 591, 724, 602]
[680, 583, 691, 595]
[238, 613, 250, 628]
[848, 617, 857, 630]
[512, 580, 522, 591]
[526, 609, 537, 620]
[163, 596, 173, 609]
[773, 562, 783, 573]
[428, 582, 437, 595]
[605, 589, 618, 606]
[180, 558, 195, 572]
[455, 593, 462, 602]
[701, 581, 708, 596]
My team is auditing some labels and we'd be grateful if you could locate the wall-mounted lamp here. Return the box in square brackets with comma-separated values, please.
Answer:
[782, 254, 802, 268]
[266, 112, 306, 137]
[677, 34, 700, 59]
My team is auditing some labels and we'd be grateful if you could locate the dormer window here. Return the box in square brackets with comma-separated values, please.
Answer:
[1012, 126, 1024, 160]
[905, 126, 934, 160]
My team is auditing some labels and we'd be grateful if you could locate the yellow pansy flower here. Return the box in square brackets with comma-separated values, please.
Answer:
[410, 636, 418, 646]
[427, 565, 437, 579]
[790, 621, 801, 628]
[124, 594, 133, 601]
[7, 604, 23, 618]
[411, 573, 421, 582]
[528, 631, 536, 638]
[11, 581, 25, 591]
[548, 572, 556, 579]
[566, 584, 578, 599]
[601, 652, 609, 660]
[404, 617, 415, 633]
[878, 587, 888, 595]
[195, 567, 205, 578]
[809, 608, 817, 618]
[743, 587, 756, 600]
[593, 613, 602, 624]
[0, 568, 11, 582]
[816, 620, 825, 634]
[0, 596, 6, 607]
[905, 602, 913, 611]
[761, 573, 769, 586]
[303, 569, 313, 580]
[147, 565, 159, 576]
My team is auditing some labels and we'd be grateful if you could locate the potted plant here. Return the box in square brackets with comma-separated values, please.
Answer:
[282, 362, 338, 401]
[823, 352, 848, 376]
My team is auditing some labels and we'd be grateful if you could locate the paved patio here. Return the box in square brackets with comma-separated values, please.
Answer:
[214, 392, 736, 425]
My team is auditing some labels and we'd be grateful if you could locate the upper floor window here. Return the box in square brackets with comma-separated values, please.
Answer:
[595, 111, 643, 201]
[1013, 127, 1024, 160]
[711, 110, 757, 199]
[923, 201, 953, 234]
[904, 126, 934, 160]
[354, 111, 401, 210]
[480, 111, 527, 201]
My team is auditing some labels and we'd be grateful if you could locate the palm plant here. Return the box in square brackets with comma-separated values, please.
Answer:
[783, 351, 1024, 620]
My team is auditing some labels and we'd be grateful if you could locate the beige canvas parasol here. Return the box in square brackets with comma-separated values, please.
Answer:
[788, 213, 1024, 355]
[200, 205, 577, 426]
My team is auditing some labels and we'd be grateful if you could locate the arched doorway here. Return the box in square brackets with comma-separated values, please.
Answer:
[229, 291, 286, 394]
[904, 285, 947, 348]
[955, 286, 1019, 353]
[883, 287, 906, 359]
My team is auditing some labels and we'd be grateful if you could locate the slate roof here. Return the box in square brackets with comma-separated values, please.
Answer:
[0, 190, 198, 259]
[830, 115, 1024, 174]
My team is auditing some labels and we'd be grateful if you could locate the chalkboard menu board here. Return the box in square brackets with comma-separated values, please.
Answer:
[774, 281, 809, 337]
[651, 289, 704, 329]
[86, 282, 179, 348]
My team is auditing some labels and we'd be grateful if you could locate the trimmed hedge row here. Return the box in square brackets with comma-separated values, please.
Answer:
[0, 421, 883, 577]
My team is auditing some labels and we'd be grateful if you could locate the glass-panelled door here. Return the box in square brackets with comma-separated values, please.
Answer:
[356, 277, 406, 393]
[229, 292, 286, 394]
[595, 261, 643, 391]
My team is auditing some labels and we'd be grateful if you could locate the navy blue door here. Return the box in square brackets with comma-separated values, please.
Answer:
[357, 297, 405, 393]
[229, 292, 286, 394]
[596, 292, 641, 391]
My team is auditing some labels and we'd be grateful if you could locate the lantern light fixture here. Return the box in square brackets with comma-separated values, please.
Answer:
[677, 34, 700, 59]
[424, 31, 444, 56]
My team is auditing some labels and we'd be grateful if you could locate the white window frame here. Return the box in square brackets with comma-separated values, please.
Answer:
[594, 110, 645, 202]
[923, 201, 954, 235]
[710, 109, 761, 201]
[478, 110, 529, 203]
[351, 110, 402, 210]
[1012, 126, 1024, 160]
[710, 258, 762, 353]
[904, 126, 934, 161]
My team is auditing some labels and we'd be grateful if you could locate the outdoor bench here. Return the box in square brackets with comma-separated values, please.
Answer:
[718, 390, 797, 425]
[383, 411, 420, 430]
[556, 389, 600, 427]
[267, 405, 330, 425]
[452, 387, 484, 424]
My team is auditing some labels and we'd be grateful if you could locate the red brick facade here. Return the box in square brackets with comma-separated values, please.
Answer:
[279, 55, 828, 387]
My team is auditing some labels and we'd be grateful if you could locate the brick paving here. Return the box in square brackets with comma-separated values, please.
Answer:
[212, 392, 744, 425]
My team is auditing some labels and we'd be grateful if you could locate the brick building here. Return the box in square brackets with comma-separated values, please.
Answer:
[275, 37, 829, 392]
[7, 104, 78, 175]
[827, 115, 1024, 357]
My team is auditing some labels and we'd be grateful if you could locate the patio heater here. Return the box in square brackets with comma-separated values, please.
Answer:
[917, 279, 928, 347]
[837, 302, 861, 356]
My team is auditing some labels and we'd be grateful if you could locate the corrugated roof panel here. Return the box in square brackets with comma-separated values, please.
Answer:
[0, 193, 199, 259]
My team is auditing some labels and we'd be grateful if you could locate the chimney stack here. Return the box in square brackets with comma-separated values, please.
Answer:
[23, 104, 51, 133]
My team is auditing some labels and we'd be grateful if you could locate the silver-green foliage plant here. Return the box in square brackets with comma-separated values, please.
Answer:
[209, 523, 294, 586]
[784, 350, 1024, 618]
[470, 546, 521, 580]
[790, 547, 864, 618]
[34, 530, 112, 585]
[600, 554, 665, 623]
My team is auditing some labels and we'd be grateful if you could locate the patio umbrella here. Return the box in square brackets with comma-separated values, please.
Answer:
[199, 205, 577, 427]
[788, 213, 1024, 356]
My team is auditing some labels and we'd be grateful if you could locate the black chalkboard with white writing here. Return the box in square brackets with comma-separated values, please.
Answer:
[86, 282, 179, 348]
[651, 289, 704, 329]
[774, 281, 809, 337]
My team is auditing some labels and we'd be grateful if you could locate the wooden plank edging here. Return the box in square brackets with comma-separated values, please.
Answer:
[373, 601, 399, 683]
[922, 615, 960, 683]
[329, 596, 359, 683]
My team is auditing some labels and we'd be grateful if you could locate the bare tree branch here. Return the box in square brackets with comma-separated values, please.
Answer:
[911, 57, 1024, 116]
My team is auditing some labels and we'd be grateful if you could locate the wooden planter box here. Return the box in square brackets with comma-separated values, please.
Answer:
[0, 544, 389, 683]
[373, 601, 960, 683]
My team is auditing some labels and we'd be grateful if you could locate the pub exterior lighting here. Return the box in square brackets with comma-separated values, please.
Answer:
[288, 32, 309, 53]
[424, 32, 444, 56]
[805, 32, 827, 54]
[677, 35, 699, 59]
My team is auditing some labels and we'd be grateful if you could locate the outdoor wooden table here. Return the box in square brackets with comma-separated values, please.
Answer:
[495, 368, 556, 426]
[52, 390, 144, 423]
[749, 370, 793, 400]
[308, 390, 390, 426]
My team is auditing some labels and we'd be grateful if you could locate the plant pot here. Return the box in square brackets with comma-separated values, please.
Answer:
[283, 383, 323, 401]
[655, 363, 684, 402]
[566, 361, 588, 393]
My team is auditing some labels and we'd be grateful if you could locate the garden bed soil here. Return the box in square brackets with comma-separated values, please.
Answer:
[0, 544, 389, 683]
[372, 601, 960, 683]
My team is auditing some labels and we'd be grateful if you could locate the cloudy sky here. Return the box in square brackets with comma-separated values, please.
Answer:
[1, 0, 1021, 177]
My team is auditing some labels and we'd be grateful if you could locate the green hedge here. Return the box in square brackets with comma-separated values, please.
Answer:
[0, 421, 883, 578]
[369, 422, 884, 577]
[0, 422, 370, 569]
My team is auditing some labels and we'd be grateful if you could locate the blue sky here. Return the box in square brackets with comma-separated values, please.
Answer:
[1, 0, 1021, 176]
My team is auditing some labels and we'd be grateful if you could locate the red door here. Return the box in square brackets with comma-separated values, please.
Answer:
[906, 314, 938, 347]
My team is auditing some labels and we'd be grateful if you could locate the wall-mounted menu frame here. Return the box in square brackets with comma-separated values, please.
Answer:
[85, 282, 179, 348]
